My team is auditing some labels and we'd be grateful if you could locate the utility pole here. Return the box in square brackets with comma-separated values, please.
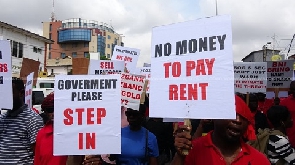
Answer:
[215, 0, 218, 16]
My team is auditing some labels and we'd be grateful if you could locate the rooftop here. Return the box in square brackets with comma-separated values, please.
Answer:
[0, 21, 54, 44]
[241, 49, 280, 61]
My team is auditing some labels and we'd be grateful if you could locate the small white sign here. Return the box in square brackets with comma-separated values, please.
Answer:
[25, 72, 34, 108]
[88, 60, 125, 75]
[267, 60, 294, 88]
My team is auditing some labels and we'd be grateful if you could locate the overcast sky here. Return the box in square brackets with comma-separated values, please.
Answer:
[0, 0, 295, 66]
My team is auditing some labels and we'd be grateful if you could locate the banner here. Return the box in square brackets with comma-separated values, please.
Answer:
[88, 60, 124, 75]
[20, 58, 40, 86]
[150, 15, 235, 119]
[121, 73, 145, 110]
[54, 75, 121, 155]
[0, 40, 12, 110]
[25, 72, 34, 108]
[267, 60, 294, 88]
[234, 62, 267, 93]
[111, 45, 139, 74]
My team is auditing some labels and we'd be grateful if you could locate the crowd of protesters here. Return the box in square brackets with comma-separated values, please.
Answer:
[0, 78, 295, 165]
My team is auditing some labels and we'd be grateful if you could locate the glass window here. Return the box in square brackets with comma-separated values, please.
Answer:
[49, 24, 52, 31]
[108, 35, 111, 39]
[61, 53, 66, 58]
[72, 43, 78, 48]
[72, 52, 77, 58]
[12, 41, 18, 57]
[49, 33, 52, 39]
[84, 52, 89, 58]
[48, 52, 51, 59]
[33, 47, 38, 53]
[107, 44, 110, 48]
[37, 48, 42, 54]
[18, 43, 23, 58]
[107, 54, 110, 58]
[84, 42, 89, 47]
[39, 83, 54, 88]
[49, 44, 51, 50]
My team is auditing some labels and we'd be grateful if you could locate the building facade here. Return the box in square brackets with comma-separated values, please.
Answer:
[0, 21, 53, 77]
[46, 58, 72, 76]
[242, 49, 282, 62]
[43, 18, 124, 61]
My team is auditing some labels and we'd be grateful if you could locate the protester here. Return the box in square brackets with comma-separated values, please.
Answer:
[171, 95, 270, 165]
[112, 104, 159, 165]
[280, 81, 295, 147]
[0, 77, 44, 164]
[256, 92, 273, 114]
[248, 94, 269, 134]
[273, 97, 280, 105]
[145, 118, 170, 165]
[34, 92, 102, 165]
[266, 105, 295, 164]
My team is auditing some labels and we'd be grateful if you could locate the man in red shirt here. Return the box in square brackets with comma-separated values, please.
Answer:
[171, 95, 270, 165]
[280, 81, 295, 147]
[256, 92, 273, 114]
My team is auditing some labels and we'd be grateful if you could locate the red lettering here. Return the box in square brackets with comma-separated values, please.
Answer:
[205, 58, 215, 75]
[78, 133, 96, 150]
[163, 62, 171, 78]
[0, 63, 8, 72]
[116, 55, 123, 60]
[196, 60, 206, 75]
[172, 62, 181, 77]
[272, 62, 277, 67]
[187, 84, 198, 100]
[199, 83, 208, 100]
[76, 108, 84, 125]
[121, 99, 129, 105]
[64, 108, 73, 125]
[97, 108, 106, 124]
[87, 108, 95, 125]
[169, 84, 178, 100]
[186, 61, 195, 76]
[179, 84, 186, 100]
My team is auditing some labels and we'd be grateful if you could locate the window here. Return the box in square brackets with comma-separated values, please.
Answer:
[18, 43, 23, 58]
[12, 41, 18, 57]
[107, 54, 110, 59]
[37, 48, 42, 54]
[48, 52, 51, 59]
[39, 82, 54, 88]
[72, 52, 77, 58]
[49, 24, 52, 31]
[107, 44, 110, 48]
[108, 35, 111, 39]
[49, 44, 52, 50]
[49, 33, 52, 40]
[61, 53, 66, 58]
[84, 42, 89, 47]
[60, 44, 66, 48]
[84, 52, 89, 58]
[33, 47, 38, 53]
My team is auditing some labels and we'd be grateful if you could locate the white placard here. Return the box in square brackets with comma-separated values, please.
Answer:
[111, 45, 139, 74]
[267, 60, 294, 88]
[150, 15, 235, 119]
[88, 60, 125, 75]
[136, 67, 151, 93]
[163, 118, 184, 122]
[121, 73, 145, 110]
[25, 72, 34, 108]
[54, 75, 121, 155]
[0, 40, 12, 110]
[234, 62, 267, 93]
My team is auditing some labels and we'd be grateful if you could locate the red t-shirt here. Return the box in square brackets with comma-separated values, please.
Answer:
[258, 99, 273, 114]
[185, 132, 270, 165]
[280, 95, 295, 147]
[34, 122, 68, 165]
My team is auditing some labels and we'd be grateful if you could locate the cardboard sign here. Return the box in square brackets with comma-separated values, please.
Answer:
[88, 60, 124, 75]
[121, 73, 145, 110]
[234, 62, 267, 93]
[150, 15, 235, 119]
[111, 45, 139, 74]
[267, 60, 294, 88]
[25, 72, 34, 108]
[72, 58, 89, 75]
[0, 40, 12, 110]
[20, 58, 40, 86]
[54, 75, 121, 155]
[137, 67, 151, 93]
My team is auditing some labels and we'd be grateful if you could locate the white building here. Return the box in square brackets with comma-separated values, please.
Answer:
[0, 21, 53, 77]
[46, 58, 72, 76]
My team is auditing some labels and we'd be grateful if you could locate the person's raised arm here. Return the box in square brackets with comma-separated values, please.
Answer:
[171, 125, 192, 165]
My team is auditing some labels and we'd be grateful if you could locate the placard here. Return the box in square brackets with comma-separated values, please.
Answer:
[137, 67, 150, 93]
[111, 45, 139, 74]
[25, 72, 34, 108]
[0, 40, 12, 110]
[267, 60, 294, 88]
[150, 15, 235, 119]
[88, 60, 124, 75]
[121, 73, 145, 110]
[234, 62, 267, 93]
[54, 75, 121, 155]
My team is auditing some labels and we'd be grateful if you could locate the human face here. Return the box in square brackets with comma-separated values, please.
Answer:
[125, 110, 143, 126]
[214, 114, 249, 142]
[12, 83, 24, 110]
